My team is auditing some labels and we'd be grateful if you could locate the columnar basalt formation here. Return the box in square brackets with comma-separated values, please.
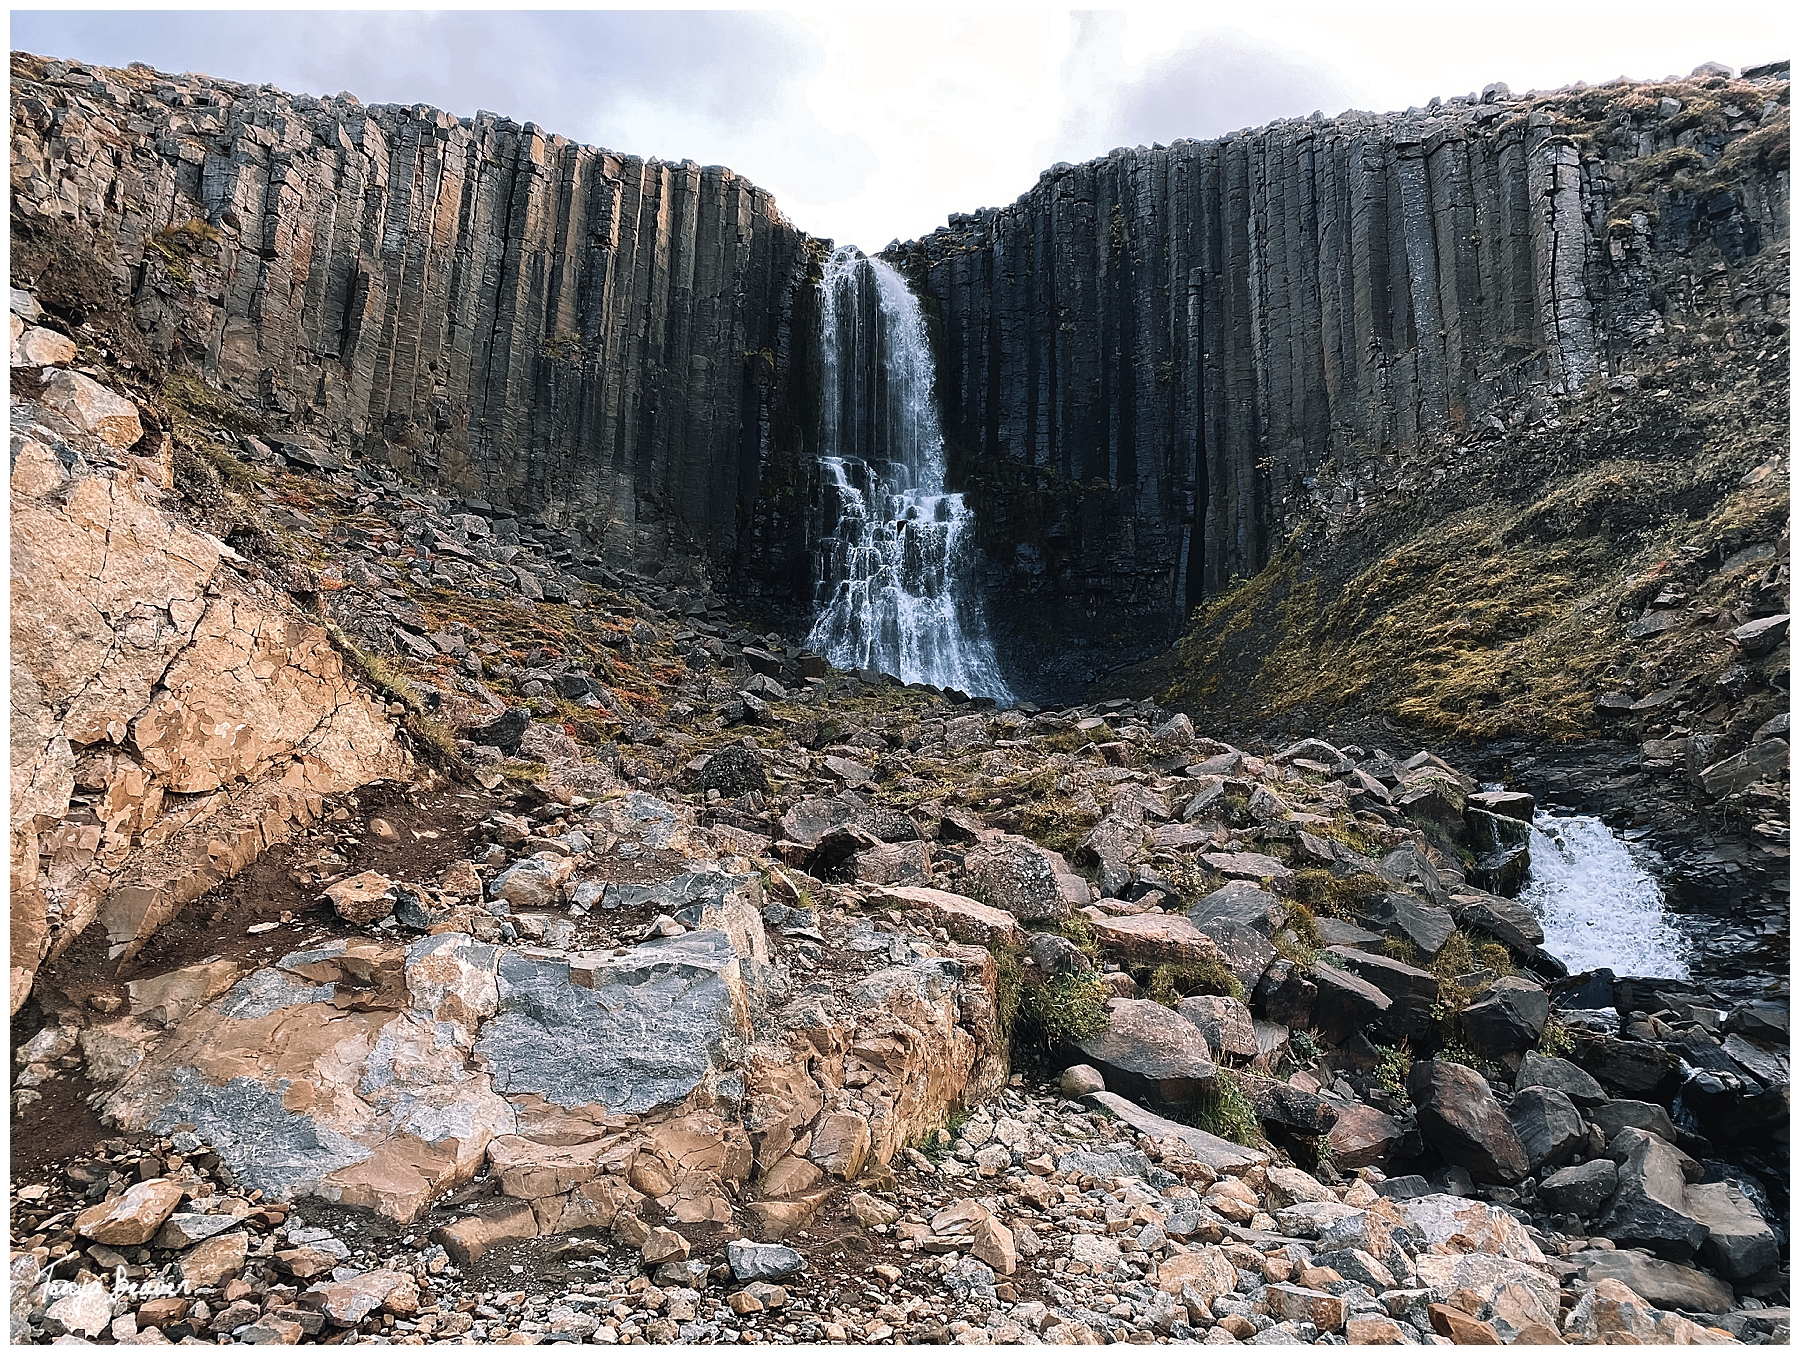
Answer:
[889, 69, 1788, 693]
[9, 52, 816, 590]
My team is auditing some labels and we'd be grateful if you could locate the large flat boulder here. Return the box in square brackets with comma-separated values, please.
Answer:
[1188, 881, 1286, 934]
[1687, 1179, 1781, 1280]
[1575, 1249, 1735, 1314]
[1090, 912, 1221, 967]
[1081, 1090, 1267, 1172]
[1071, 998, 1217, 1104]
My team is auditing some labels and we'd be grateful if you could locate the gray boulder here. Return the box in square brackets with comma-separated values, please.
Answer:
[1463, 977, 1550, 1058]
[1687, 1180, 1781, 1280]
[1539, 1159, 1618, 1217]
[1192, 917, 1276, 996]
[1506, 1086, 1583, 1172]
[961, 834, 1090, 921]
[1514, 1050, 1607, 1108]
[1407, 1060, 1528, 1185]
[699, 745, 769, 797]
[726, 1239, 806, 1281]
[1591, 1098, 1678, 1145]
[1361, 892, 1454, 958]
[1576, 1249, 1734, 1314]
[1188, 881, 1286, 935]
[1071, 998, 1217, 1105]
[1596, 1128, 1709, 1262]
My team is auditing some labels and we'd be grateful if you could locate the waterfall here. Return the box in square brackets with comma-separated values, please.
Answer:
[806, 246, 1013, 702]
[1519, 813, 1690, 978]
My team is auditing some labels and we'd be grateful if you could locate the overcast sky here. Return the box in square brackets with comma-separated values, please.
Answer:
[10, 5, 1791, 248]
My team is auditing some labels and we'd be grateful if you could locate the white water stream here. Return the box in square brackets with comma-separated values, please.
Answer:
[1518, 812, 1690, 978]
[805, 247, 1013, 702]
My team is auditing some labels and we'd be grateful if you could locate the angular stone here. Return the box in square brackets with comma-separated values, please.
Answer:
[1156, 1247, 1238, 1304]
[1538, 1159, 1618, 1217]
[43, 1282, 114, 1339]
[13, 323, 77, 367]
[1513, 1050, 1606, 1108]
[871, 885, 1024, 949]
[640, 1227, 690, 1264]
[1192, 917, 1276, 996]
[1268, 1283, 1347, 1333]
[1361, 892, 1454, 958]
[38, 369, 144, 447]
[1428, 1304, 1500, 1344]
[1597, 1128, 1709, 1262]
[961, 833, 1090, 920]
[1309, 960, 1393, 1042]
[1462, 977, 1550, 1057]
[1591, 1098, 1678, 1144]
[728, 1238, 805, 1280]
[1072, 998, 1217, 1103]
[477, 931, 749, 1115]
[1328, 1103, 1405, 1171]
[1408, 1061, 1527, 1185]
[177, 1223, 246, 1288]
[433, 1200, 539, 1265]
[1091, 912, 1221, 967]
[1398, 1194, 1545, 1262]
[1188, 881, 1286, 934]
[154, 1209, 242, 1249]
[305, 1270, 415, 1326]
[1200, 851, 1294, 889]
[1324, 947, 1437, 1038]
[1447, 891, 1545, 955]
[1687, 1180, 1780, 1280]
[1177, 994, 1259, 1061]
[970, 1216, 1018, 1275]
[324, 871, 395, 926]
[1576, 1249, 1734, 1314]
[1080, 1090, 1267, 1172]
[808, 1110, 872, 1180]
[75, 1177, 185, 1245]
[1506, 1086, 1583, 1172]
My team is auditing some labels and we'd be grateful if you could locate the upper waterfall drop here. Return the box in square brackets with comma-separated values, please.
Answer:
[806, 246, 1013, 703]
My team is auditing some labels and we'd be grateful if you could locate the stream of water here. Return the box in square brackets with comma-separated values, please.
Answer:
[805, 247, 1012, 702]
[1519, 812, 1691, 979]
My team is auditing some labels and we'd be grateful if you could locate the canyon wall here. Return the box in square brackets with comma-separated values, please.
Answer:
[10, 53, 1790, 699]
[890, 66, 1789, 694]
[9, 52, 818, 592]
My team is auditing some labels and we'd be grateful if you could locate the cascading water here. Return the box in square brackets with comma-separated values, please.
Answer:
[1518, 812, 1690, 978]
[806, 246, 1013, 703]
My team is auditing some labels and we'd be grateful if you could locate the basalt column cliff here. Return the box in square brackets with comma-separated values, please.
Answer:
[890, 69, 1788, 694]
[9, 53, 818, 590]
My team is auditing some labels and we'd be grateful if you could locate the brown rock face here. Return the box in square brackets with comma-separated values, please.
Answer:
[9, 441, 407, 1005]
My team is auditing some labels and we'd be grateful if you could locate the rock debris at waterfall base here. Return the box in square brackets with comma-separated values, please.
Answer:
[8, 300, 1789, 1338]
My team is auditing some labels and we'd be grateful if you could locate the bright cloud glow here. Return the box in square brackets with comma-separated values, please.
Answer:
[9, 5, 1789, 248]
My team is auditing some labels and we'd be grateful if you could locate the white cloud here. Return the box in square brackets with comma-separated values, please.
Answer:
[9, 4, 1791, 249]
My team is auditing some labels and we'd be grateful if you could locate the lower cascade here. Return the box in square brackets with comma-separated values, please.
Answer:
[1520, 813, 1691, 979]
[805, 246, 1012, 702]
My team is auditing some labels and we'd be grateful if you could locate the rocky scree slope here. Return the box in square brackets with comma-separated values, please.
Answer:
[7, 332, 1789, 1341]
[890, 63, 1788, 697]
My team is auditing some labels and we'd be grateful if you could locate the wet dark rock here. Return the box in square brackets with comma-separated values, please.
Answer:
[1591, 1099, 1680, 1145]
[1688, 1180, 1782, 1280]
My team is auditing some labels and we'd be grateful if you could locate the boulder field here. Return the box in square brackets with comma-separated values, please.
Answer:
[9, 306, 1789, 1344]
